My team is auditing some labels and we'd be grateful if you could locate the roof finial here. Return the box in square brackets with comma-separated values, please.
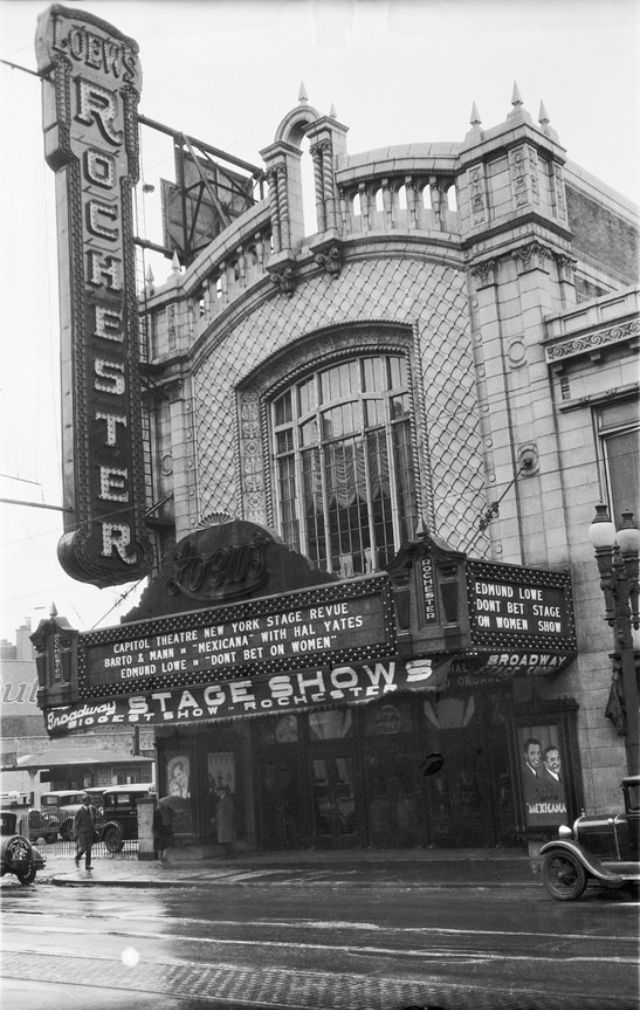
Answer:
[49, 602, 57, 619]
[538, 100, 550, 126]
[469, 101, 482, 127]
[511, 81, 523, 108]
[329, 101, 337, 119]
[171, 251, 181, 275]
[145, 264, 155, 296]
[298, 81, 308, 104]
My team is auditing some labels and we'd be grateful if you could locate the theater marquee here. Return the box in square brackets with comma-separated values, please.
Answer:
[35, 5, 151, 586]
[81, 576, 396, 696]
[32, 523, 579, 736]
[466, 560, 575, 653]
[45, 657, 444, 736]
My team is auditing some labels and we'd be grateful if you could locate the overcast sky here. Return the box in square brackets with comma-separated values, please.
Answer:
[0, 0, 638, 643]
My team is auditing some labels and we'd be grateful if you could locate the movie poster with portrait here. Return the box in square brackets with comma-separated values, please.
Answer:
[167, 754, 191, 798]
[518, 726, 568, 828]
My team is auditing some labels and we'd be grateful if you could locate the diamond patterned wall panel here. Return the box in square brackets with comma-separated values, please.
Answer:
[192, 254, 486, 553]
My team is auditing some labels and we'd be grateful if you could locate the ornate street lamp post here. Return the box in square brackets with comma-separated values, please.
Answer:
[588, 505, 640, 776]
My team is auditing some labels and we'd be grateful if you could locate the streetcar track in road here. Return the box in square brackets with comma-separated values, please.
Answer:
[4, 908, 637, 949]
[5, 932, 638, 968]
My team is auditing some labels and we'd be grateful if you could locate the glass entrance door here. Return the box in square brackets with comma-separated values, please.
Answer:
[424, 724, 515, 847]
[425, 734, 488, 846]
[311, 755, 359, 847]
[258, 753, 307, 849]
[364, 744, 423, 847]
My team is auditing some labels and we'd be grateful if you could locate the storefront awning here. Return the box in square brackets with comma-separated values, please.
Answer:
[10, 748, 152, 771]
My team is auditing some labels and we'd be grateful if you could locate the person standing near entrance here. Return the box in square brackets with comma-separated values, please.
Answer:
[153, 797, 175, 863]
[73, 793, 97, 871]
[216, 786, 235, 857]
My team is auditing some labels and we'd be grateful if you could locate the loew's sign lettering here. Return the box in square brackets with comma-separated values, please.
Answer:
[35, 5, 151, 586]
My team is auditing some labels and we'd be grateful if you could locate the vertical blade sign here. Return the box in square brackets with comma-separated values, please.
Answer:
[35, 4, 151, 586]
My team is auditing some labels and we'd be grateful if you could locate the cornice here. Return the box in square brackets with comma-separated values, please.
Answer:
[544, 316, 640, 367]
[460, 210, 573, 252]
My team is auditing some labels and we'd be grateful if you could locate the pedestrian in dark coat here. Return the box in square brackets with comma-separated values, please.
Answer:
[153, 798, 174, 863]
[74, 793, 97, 870]
[216, 787, 235, 857]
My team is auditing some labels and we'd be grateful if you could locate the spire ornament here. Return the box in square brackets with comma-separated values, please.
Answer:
[511, 81, 523, 108]
[145, 264, 155, 295]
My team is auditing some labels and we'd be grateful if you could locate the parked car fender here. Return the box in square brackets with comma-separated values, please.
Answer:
[540, 838, 626, 886]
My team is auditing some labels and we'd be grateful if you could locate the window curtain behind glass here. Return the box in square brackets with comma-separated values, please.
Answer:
[606, 431, 640, 519]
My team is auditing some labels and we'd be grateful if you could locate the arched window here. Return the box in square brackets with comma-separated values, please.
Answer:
[272, 355, 417, 576]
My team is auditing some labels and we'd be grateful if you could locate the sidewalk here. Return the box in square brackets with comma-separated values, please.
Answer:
[40, 846, 541, 889]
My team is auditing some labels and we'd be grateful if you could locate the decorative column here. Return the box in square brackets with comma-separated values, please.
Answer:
[260, 144, 300, 296]
[306, 113, 348, 277]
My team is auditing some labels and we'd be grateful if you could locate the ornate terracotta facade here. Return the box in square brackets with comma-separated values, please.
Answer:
[138, 89, 638, 831]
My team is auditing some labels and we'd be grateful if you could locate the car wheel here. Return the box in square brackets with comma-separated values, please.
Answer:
[103, 824, 124, 853]
[60, 818, 75, 842]
[16, 859, 36, 885]
[5, 836, 35, 883]
[542, 850, 588, 900]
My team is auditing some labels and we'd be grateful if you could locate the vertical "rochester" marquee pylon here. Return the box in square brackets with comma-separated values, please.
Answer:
[35, 4, 151, 586]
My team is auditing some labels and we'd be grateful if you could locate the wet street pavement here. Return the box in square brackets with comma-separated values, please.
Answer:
[2, 854, 638, 1010]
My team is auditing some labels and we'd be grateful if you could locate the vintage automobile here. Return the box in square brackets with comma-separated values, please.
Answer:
[40, 789, 86, 841]
[26, 808, 60, 845]
[1, 809, 46, 884]
[0, 800, 60, 844]
[41, 788, 105, 841]
[97, 783, 155, 853]
[540, 775, 640, 900]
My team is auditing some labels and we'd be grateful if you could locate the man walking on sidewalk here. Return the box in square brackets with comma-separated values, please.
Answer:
[74, 793, 97, 871]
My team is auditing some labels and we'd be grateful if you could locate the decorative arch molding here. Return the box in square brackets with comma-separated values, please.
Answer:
[238, 320, 413, 399]
[273, 104, 321, 147]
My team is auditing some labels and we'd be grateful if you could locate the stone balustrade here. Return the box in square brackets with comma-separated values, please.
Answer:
[334, 145, 460, 236]
[144, 147, 465, 354]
